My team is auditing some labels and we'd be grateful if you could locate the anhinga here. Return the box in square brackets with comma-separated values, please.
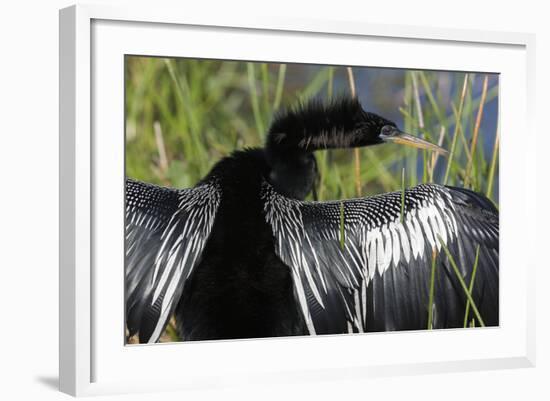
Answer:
[126, 97, 499, 343]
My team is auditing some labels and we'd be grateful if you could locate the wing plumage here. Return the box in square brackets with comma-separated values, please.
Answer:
[262, 182, 498, 334]
[125, 178, 221, 343]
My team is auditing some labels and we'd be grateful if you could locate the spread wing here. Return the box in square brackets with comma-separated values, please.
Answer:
[125, 178, 221, 343]
[262, 182, 499, 335]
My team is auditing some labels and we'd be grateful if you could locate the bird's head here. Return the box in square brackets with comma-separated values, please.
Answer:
[350, 107, 448, 155]
[265, 97, 447, 200]
[376, 122, 448, 154]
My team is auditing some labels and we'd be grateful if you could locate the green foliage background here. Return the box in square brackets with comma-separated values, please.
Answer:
[125, 57, 499, 202]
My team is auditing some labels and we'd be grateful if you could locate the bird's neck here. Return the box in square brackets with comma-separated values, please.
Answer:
[265, 149, 316, 200]
[206, 148, 268, 200]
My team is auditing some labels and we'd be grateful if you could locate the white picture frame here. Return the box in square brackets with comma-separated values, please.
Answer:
[59, 3, 536, 397]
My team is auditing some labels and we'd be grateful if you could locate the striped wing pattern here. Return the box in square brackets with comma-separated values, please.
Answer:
[125, 178, 221, 343]
[262, 182, 499, 334]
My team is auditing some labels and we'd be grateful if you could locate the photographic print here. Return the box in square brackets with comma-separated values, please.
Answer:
[124, 57, 499, 344]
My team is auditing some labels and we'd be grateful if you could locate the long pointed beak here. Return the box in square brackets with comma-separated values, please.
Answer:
[381, 128, 448, 156]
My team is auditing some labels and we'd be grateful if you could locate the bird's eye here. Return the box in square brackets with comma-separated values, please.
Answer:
[380, 125, 396, 136]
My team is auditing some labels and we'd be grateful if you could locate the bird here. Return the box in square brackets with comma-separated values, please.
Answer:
[125, 96, 499, 344]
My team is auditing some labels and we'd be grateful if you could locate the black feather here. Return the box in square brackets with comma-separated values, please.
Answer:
[264, 182, 499, 333]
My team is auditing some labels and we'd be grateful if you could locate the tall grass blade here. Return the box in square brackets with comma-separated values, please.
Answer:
[365, 148, 399, 191]
[442, 85, 498, 129]
[339, 201, 346, 251]
[486, 122, 500, 200]
[464, 245, 481, 328]
[153, 121, 169, 181]
[410, 72, 429, 183]
[411, 71, 425, 129]
[465, 75, 489, 188]
[163, 59, 206, 173]
[451, 102, 472, 164]
[418, 71, 445, 126]
[327, 66, 335, 98]
[273, 64, 287, 112]
[444, 74, 469, 185]
[261, 63, 270, 119]
[247, 63, 265, 136]
[298, 68, 330, 101]
[346, 67, 357, 97]
[165, 318, 179, 341]
[437, 234, 485, 327]
[400, 167, 405, 224]
[427, 249, 437, 329]
[403, 73, 417, 187]
[429, 126, 446, 182]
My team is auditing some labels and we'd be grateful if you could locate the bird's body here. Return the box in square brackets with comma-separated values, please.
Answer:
[125, 97, 499, 343]
[176, 150, 308, 340]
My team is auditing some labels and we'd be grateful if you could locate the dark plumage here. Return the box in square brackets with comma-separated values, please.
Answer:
[125, 97, 499, 343]
[176, 150, 307, 340]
